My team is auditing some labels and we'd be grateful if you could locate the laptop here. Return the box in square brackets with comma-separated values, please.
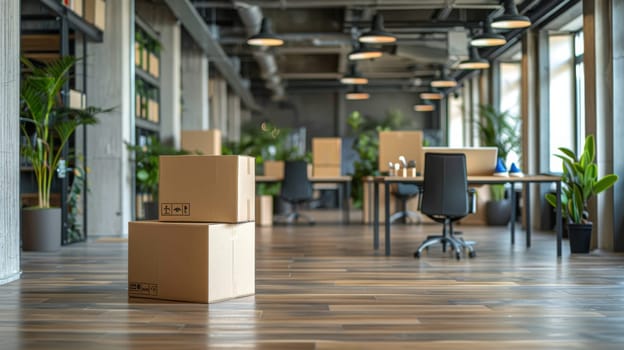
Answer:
[422, 147, 498, 176]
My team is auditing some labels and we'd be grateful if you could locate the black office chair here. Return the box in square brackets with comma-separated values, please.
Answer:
[390, 183, 421, 224]
[279, 160, 315, 225]
[414, 153, 476, 260]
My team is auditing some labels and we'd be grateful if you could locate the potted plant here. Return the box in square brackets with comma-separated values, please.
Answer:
[477, 104, 521, 225]
[546, 135, 618, 253]
[125, 136, 189, 219]
[20, 56, 101, 251]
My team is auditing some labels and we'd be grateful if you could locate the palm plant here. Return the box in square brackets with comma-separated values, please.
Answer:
[20, 56, 100, 208]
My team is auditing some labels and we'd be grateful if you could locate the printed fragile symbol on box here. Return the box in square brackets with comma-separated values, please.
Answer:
[160, 203, 191, 216]
[128, 282, 158, 296]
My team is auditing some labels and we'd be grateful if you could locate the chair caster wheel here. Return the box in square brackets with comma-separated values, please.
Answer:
[455, 252, 461, 260]
[414, 251, 421, 258]
[469, 251, 476, 258]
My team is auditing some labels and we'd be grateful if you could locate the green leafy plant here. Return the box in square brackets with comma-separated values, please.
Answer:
[477, 104, 521, 162]
[347, 109, 405, 208]
[125, 136, 189, 201]
[545, 135, 618, 224]
[477, 104, 521, 201]
[66, 165, 87, 243]
[20, 56, 101, 208]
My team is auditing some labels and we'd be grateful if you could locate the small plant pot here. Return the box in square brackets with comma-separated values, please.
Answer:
[486, 199, 511, 226]
[568, 223, 593, 253]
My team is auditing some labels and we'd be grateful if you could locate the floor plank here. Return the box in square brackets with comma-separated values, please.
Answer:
[2, 212, 624, 349]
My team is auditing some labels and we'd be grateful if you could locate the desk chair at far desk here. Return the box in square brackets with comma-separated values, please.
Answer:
[372, 174, 563, 257]
[256, 174, 352, 224]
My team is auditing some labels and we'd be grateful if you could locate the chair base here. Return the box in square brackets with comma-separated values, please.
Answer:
[414, 219, 475, 260]
[277, 211, 315, 225]
[390, 210, 422, 224]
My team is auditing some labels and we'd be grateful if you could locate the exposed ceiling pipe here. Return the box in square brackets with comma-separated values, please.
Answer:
[235, 1, 285, 100]
[195, 0, 503, 10]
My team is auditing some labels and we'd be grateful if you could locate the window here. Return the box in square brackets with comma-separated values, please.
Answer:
[574, 30, 585, 152]
[548, 34, 576, 172]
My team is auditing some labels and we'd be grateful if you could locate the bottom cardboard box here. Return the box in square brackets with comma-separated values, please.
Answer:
[128, 221, 255, 303]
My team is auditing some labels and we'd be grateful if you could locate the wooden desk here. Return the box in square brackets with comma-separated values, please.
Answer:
[256, 175, 352, 224]
[372, 175, 563, 257]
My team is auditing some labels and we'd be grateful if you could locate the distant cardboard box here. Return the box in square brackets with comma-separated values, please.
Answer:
[378, 131, 424, 174]
[181, 129, 222, 155]
[313, 165, 341, 177]
[312, 137, 341, 165]
[128, 221, 255, 303]
[159, 155, 255, 223]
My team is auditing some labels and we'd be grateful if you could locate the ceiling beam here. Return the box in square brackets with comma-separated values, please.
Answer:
[163, 0, 259, 110]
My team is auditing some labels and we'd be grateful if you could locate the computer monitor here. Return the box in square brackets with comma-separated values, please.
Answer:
[422, 147, 498, 176]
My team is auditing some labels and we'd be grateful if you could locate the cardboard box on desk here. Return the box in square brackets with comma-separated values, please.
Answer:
[263, 160, 284, 178]
[181, 130, 222, 155]
[378, 131, 424, 174]
[312, 138, 341, 165]
[159, 155, 255, 223]
[128, 221, 255, 303]
[313, 165, 341, 177]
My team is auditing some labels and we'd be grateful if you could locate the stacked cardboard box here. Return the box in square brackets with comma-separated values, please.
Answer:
[84, 0, 106, 31]
[128, 155, 256, 303]
[312, 138, 341, 177]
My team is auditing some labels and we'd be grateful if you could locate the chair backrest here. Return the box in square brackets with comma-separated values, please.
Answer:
[281, 160, 313, 201]
[421, 153, 469, 217]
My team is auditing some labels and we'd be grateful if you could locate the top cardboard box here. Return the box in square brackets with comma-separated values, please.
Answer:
[312, 138, 341, 165]
[181, 129, 222, 155]
[159, 155, 255, 223]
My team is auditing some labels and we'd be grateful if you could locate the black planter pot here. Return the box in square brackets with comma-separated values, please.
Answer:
[486, 200, 511, 226]
[143, 201, 159, 220]
[21, 207, 61, 252]
[568, 223, 593, 253]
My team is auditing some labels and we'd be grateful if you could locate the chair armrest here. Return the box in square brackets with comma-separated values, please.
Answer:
[417, 186, 424, 211]
[467, 188, 477, 214]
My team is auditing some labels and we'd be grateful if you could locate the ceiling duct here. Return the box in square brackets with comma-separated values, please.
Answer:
[235, 2, 284, 99]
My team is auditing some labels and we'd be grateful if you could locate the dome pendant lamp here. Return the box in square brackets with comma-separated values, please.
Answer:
[340, 64, 368, 85]
[430, 69, 457, 88]
[491, 0, 531, 29]
[247, 18, 284, 47]
[348, 44, 383, 60]
[358, 14, 396, 44]
[471, 18, 507, 47]
[458, 46, 490, 70]
[419, 89, 444, 100]
[346, 85, 370, 100]
[414, 100, 435, 112]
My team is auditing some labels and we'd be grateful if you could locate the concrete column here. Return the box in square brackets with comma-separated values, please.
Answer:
[227, 94, 241, 142]
[0, 0, 21, 285]
[210, 77, 228, 137]
[181, 42, 209, 131]
[584, 0, 615, 250]
[612, 0, 624, 251]
[136, 1, 182, 148]
[86, 0, 134, 236]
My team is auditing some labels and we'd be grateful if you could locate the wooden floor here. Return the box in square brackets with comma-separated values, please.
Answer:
[2, 211, 624, 349]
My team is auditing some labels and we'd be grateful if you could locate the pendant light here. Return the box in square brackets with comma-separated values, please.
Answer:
[457, 46, 490, 69]
[471, 18, 507, 47]
[491, 0, 531, 29]
[430, 69, 457, 88]
[247, 18, 284, 47]
[358, 14, 396, 44]
[414, 100, 435, 112]
[348, 44, 383, 60]
[419, 89, 444, 100]
[340, 64, 368, 85]
[346, 86, 370, 100]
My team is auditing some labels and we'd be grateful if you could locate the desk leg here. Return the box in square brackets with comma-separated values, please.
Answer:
[373, 181, 379, 250]
[556, 181, 562, 257]
[510, 182, 516, 245]
[385, 182, 391, 256]
[526, 183, 531, 248]
[340, 181, 351, 225]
